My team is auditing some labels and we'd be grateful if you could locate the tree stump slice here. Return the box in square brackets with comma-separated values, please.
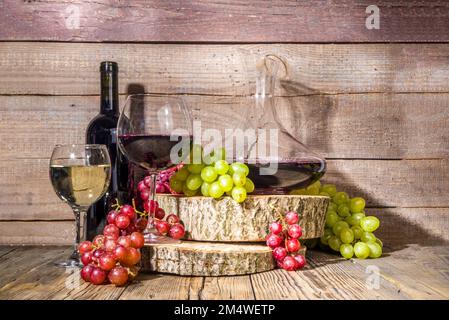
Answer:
[155, 194, 329, 242]
[141, 241, 306, 276]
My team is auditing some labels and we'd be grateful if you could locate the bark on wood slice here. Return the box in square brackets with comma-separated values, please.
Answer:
[155, 194, 329, 242]
[141, 241, 306, 276]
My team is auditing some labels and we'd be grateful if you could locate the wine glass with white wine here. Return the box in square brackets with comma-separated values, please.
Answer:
[49, 144, 111, 267]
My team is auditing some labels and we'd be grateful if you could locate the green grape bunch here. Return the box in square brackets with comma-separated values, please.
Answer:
[168, 145, 255, 203]
[291, 180, 383, 259]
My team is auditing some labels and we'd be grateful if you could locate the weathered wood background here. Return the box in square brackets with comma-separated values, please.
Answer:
[0, 1, 448, 246]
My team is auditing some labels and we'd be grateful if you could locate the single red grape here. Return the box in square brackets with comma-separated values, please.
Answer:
[137, 180, 149, 193]
[90, 267, 107, 285]
[166, 214, 180, 225]
[294, 254, 306, 269]
[123, 247, 141, 266]
[117, 236, 132, 248]
[99, 253, 117, 271]
[269, 222, 283, 235]
[169, 224, 185, 240]
[81, 251, 93, 265]
[136, 217, 148, 232]
[286, 238, 300, 253]
[104, 238, 117, 252]
[156, 220, 170, 235]
[144, 200, 159, 214]
[287, 224, 303, 239]
[114, 245, 127, 263]
[80, 264, 94, 282]
[107, 210, 118, 225]
[282, 256, 298, 271]
[130, 232, 145, 249]
[108, 266, 129, 286]
[115, 214, 131, 229]
[155, 207, 165, 220]
[78, 241, 93, 254]
[266, 233, 283, 249]
[285, 211, 299, 225]
[120, 205, 136, 221]
[103, 224, 120, 240]
[92, 235, 105, 248]
[144, 176, 152, 188]
[272, 247, 287, 261]
[92, 249, 105, 263]
[125, 224, 137, 235]
[140, 189, 150, 201]
[155, 183, 165, 193]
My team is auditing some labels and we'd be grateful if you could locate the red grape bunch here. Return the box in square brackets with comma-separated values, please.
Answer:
[266, 211, 306, 271]
[137, 164, 184, 200]
[78, 204, 145, 286]
[143, 199, 186, 240]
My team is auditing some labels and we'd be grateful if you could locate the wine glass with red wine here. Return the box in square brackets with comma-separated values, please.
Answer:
[117, 94, 192, 244]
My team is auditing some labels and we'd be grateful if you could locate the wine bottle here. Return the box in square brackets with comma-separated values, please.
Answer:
[85, 61, 120, 240]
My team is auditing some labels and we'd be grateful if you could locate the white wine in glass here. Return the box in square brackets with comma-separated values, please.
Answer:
[50, 144, 111, 267]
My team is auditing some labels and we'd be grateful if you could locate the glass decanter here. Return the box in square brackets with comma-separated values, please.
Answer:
[227, 54, 327, 194]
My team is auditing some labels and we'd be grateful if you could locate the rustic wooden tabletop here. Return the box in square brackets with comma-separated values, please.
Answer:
[0, 245, 447, 300]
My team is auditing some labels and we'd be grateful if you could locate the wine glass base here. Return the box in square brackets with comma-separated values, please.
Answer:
[144, 230, 181, 244]
[54, 260, 81, 268]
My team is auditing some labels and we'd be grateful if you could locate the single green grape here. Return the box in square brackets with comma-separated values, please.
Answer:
[360, 216, 380, 233]
[214, 160, 229, 175]
[361, 231, 377, 243]
[209, 182, 224, 199]
[353, 242, 370, 259]
[182, 184, 198, 197]
[332, 221, 350, 237]
[333, 191, 349, 205]
[290, 188, 307, 195]
[201, 181, 211, 197]
[187, 163, 205, 174]
[200, 166, 218, 183]
[327, 202, 338, 212]
[189, 144, 203, 164]
[232, 172, 246, 187]
[230, 162, 249, 176]
[306, 183, 320, 195]
[244, 178, 255, 193]
[175, 167, 189, 181]
[328, 236, 342, 252]
[321, 184, 337, 197]
[210, 147, 226, 163]
[339, 227, 355, 244]
[340, 244, 354, 259]
[320, 228, 333, 245]
[186, 174, 203, 190]
[375, 238, 383, 248]
[337, 204, 351, 218]
[231, 186, 247, 203]
[345, 212, 365, 226]
[218, 174, 234, 192]
[325, 211, 340, 228]
[308, 180, 321, 190]
[366, 242, 382, 258]
[169, 177, 183, 193]
[349, 197, 366, 213]
[351, 226, 364, 240]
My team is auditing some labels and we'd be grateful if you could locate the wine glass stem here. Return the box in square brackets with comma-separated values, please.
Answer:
[72, 208, 87, 260]
[149, 173, 157, 223]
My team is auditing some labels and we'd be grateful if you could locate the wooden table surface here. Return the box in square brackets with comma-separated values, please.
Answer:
[0, 244, 448, 300]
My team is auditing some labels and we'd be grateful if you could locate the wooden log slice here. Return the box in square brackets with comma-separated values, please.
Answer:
[141, 241, 306, 276]
[155, 194, 329, 242]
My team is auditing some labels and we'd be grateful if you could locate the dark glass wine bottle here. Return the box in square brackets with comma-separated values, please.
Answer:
[85, 61, 120, 240]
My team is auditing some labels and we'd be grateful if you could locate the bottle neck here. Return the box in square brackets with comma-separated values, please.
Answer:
[100, 70, 119, 116]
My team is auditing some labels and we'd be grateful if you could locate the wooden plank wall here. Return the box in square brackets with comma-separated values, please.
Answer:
[0, 1, 448, 246]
